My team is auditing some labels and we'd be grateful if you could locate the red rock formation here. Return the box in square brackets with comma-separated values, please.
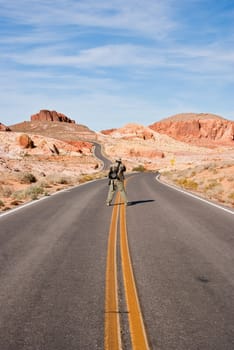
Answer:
[101, 128, 117, 135]
[0, 122, 11, 131]
[31, 110, 75, 123]
[18, 134, 35, 148]
[66, 140, 93, 152]
[149, 114, 234, 146]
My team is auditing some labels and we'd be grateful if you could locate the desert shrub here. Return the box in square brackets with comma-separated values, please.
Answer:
[228, 192, 234, 200]
[0, 199, 5, 207]
[37, 180, 49, 188]
[11, 185, 44, 201]
[11, 190, 26, 201]
[132, 165, 145, 172]
[26, 185, 44, 200]
[39, 180, 53, 188]
[79, 174, 95, 183]
[1, 186, 13, 197]
[21, 172, 37, 184]
[176, 178, 198, 190]
[46, 174, 72, 185]
[57, 177, 70, 185]
[205, 180, 219, 191]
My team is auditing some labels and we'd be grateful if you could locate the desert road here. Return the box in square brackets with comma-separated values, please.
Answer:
[0, 173, 234, 350]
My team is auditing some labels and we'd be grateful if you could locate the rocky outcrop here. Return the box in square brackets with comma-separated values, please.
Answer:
[31, 110, 75, 123]
[101, 128, 117, 135]
[101, 123, 155, 140]
[66, 140, 93, 153]
[149, 114, 234, 146]
[18, 134, 35, 148]
[0, 122, 11, 131]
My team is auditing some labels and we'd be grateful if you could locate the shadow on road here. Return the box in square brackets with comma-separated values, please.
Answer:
[110, 199, 155, 206]
[129, 199, 155, 206]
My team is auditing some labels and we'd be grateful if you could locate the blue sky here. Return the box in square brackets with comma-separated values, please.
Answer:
[0, 0, 234, 131]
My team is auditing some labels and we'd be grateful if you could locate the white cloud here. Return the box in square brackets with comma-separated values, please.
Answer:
[0, 0, 234, 129]
[0, 0, 175, 39]
[2, 41, 233, 82]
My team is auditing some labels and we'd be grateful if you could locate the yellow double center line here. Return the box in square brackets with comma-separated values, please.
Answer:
[105, 193, 150, 350]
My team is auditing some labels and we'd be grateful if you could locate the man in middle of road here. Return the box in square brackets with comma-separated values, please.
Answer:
[106, 158, 129, 206]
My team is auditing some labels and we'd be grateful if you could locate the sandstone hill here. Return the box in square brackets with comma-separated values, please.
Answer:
[1, 111, 234, 211]
[1, 109, 102, 211]
[10, 109, 97, 142]
[10, 120, 96, 142]
[149, 113, 234, 147]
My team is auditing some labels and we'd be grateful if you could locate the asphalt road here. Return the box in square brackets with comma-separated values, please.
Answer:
[0, 173, 234, 350]
[92, 142, 112, 170]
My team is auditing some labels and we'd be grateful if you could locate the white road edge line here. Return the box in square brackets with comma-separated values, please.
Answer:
[156, 174, 234, 216]
[0, 179, 98, 219]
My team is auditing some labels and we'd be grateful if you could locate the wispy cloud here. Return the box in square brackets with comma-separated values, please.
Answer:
[0, 0, 176, 38]
[0, 0, 234, 128]
[2, 41, 233, 81]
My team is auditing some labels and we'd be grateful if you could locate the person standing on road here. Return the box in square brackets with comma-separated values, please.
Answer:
[106, 158, 129, 206]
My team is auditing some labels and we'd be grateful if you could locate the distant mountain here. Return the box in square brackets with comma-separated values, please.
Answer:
[0, 122, 11, 131]
[149, 113, 234, 147]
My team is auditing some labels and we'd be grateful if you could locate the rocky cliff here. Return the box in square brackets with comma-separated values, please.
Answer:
[149, 113, 234, 147]
[31, 110, 75, 123]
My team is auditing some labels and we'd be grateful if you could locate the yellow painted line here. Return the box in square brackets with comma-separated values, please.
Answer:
[104, 194, 122, 350]
[120, 203, 150, 350]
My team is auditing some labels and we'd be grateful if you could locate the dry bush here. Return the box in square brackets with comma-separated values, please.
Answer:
[21, 172, 37, 184]
[79, 174, 95, 183]
[205, 180, 219, 191]
[132, 164, 145, 172]
[175, 178, 198, 190]
[46, 174, 73, 186]
[11, 185, 45, 201]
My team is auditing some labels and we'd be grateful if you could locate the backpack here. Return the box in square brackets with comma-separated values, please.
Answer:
[109, 163, 120, 180]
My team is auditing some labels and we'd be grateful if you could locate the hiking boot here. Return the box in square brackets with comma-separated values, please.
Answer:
[106, 202, 111, 206]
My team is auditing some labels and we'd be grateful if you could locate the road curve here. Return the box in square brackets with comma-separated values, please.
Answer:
[92, 141, 112, 170]
[0, 172, 233, 350]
